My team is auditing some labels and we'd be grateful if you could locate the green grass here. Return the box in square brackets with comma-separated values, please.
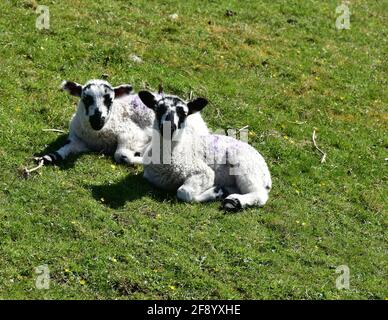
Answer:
[0, 0, 387, 299]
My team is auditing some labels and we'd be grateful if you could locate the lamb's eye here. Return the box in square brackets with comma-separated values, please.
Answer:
[82, 95, 94, 107]
[176, 107, 186, 117]
[156, 105, 167, 120]
[103, 94, 113, 108]
[176, 107, 187, 129]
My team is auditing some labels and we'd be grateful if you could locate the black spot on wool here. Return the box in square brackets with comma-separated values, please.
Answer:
[172, 97, 183, 105]
[103, 84, 113, 91]
[104, 94, 113, 110]
[155, 105, 167, 122]
[82, 95, 94, 115]
[176, 106, 187, 129]
[83, 83, 93, 91]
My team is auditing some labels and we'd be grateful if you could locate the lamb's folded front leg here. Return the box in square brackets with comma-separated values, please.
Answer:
[191, 186, 226, 202]
[177, 170, 223, 203]
[36, 136, 89, 165]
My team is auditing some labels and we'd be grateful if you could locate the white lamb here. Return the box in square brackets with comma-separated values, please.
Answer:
[138, 91, 272, 212]
[36, 79, 208, 165]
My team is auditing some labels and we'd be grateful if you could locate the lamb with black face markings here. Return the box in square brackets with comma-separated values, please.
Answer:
[138, 91, 272, 212]
[36, 79, 209, 166]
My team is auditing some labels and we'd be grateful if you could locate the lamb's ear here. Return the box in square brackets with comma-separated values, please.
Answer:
[114, 84, 133, 98]
[188, 98, 208, 115]
[61, 81, 82, 97]
[138, 91, 157, 110]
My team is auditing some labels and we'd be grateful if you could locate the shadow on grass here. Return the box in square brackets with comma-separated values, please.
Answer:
[36, 134, 113, 170]
[35, 134, 82, 170]
[88, 173, 174, 209]
[38, 135, 174, 208]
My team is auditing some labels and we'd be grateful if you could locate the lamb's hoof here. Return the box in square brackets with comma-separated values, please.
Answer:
[35, 153, 62, 165]
[222, 198, 242, 212]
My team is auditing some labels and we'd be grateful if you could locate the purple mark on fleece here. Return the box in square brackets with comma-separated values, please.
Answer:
[203, 135, 224, 165]
[204, 135, 246, 164]
[210, 135, 220, 151]
[122, 94, 154, 129]
[131, 95, 151, 115]
[206, 135, 244, 152]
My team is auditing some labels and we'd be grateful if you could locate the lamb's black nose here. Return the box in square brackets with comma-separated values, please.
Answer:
[89, 111, 106, 131]
[160, 119, 176, 138]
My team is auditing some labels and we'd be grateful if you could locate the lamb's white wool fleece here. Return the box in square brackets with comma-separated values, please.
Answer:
[138, 91, 272, 212]
[37, 79, 208, 165]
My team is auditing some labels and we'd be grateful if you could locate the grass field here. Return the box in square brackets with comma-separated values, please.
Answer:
[0, 0, 386, 299]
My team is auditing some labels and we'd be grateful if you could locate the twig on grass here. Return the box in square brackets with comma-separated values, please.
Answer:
[238, 125, 249, 132]
[312, 129, 327, 163]
[215, 108, 221, 119]
[287, 120, 306, 125]
[21, 159, 44, 179]
[42, 129, 66, 133]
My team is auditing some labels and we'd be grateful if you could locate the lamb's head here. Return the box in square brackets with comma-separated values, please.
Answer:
[138, 91, 208, 139]
[61, 79, 133, 131]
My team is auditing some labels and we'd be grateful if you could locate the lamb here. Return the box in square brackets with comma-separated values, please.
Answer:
[36, 79, 209, 166]
[138, 91, 272, 212]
